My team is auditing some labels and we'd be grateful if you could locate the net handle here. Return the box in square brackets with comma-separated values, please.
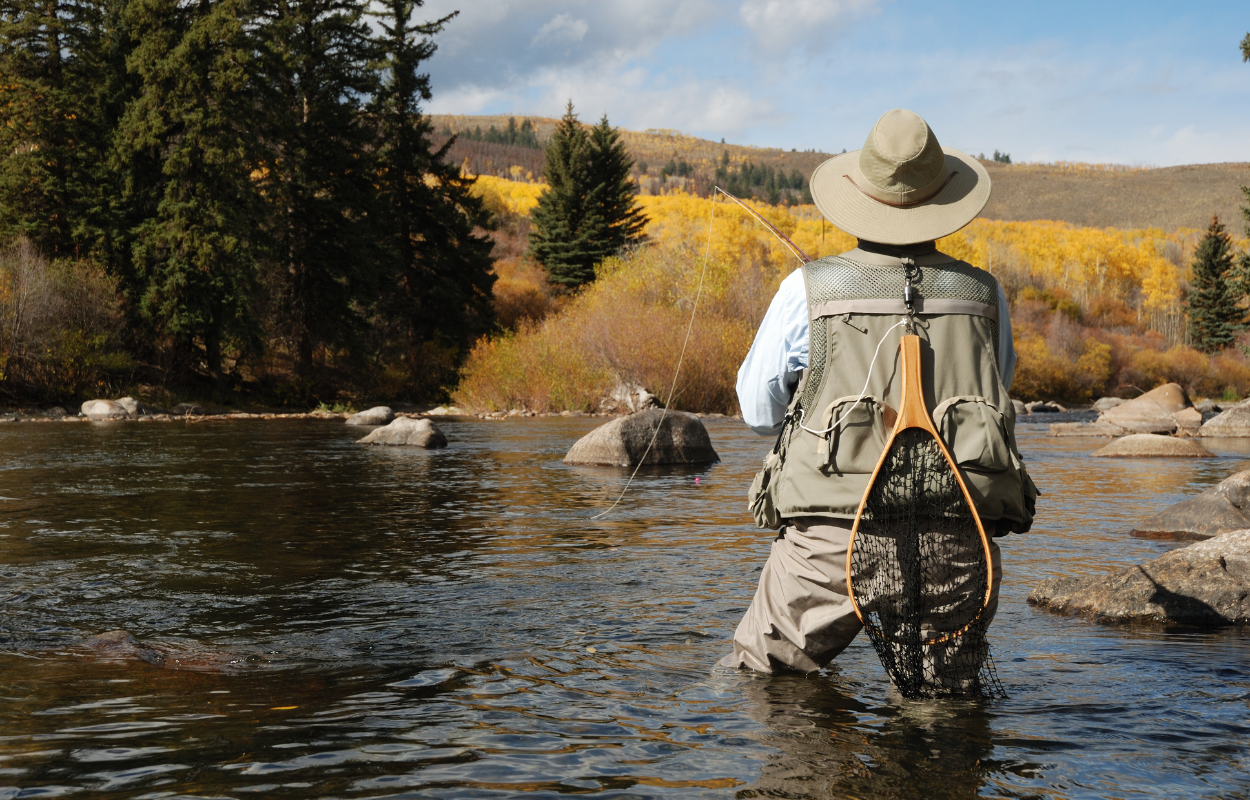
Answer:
[845, 334, 995, 645]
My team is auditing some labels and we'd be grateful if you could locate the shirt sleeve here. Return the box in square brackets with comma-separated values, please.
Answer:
[997, 284, 1017, 391]
[736, 269, 809, 436]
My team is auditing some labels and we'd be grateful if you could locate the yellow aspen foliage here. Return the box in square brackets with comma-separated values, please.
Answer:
[459, 179, 1250, 410]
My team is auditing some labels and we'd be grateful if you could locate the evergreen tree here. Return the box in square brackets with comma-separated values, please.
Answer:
[528, 103, 646, 289]
[528, 102, 601, 288]
[370, 0, 494, 393]
[0, 0, 116, 258]
[253, 0, 380, 379]
[587, 114, 646, 255]
[113, 0, 264, 384]
[1187, 215, 1241, 352]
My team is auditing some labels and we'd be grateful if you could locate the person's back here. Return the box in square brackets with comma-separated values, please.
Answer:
[720, 109, 1038, 677]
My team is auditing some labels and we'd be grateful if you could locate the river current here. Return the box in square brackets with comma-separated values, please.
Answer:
[0, 415, 1247, 799]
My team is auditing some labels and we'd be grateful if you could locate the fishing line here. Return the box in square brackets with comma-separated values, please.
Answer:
[592, 192, 718, 521]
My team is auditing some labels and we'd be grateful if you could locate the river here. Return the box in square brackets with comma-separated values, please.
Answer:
[0, 415, 1247, 798]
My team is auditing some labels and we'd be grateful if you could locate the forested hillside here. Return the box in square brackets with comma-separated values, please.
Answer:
[434, 114, 1250, 232]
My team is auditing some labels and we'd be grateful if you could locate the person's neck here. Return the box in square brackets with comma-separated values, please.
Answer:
[855, 239, 938, 258]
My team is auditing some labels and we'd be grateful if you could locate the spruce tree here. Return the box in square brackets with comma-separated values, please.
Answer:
[370, 0, 494, 393]
[0, 0, 115, 258]
[528, 102, 601, 288]
[1187, 215, 1241, 352]
[587, 114, 646, 256]
[529, 103, 647, 289]
[253, 0, 380, 379]
[113, 0, 264, 384]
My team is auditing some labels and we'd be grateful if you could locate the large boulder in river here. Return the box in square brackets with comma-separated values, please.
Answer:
[564, 409, 719, 466]
[1092, 396, 1126, 412]
[345, 406, 394, 426]
[1029, 529, 1250, 626]
[1091, 433, 1214, 458]
[81, 399, 130, 420]
[1132, 470, 1250, 540]
[358, 417, 446, 448]
[1097, 382, 1194, 434]
[1199, 399, 1250, 437]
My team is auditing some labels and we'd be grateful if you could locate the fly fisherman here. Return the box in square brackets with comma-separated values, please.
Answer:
[719, 109, 1037, 674]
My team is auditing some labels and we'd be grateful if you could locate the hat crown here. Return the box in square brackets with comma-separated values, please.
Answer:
[859, 109, 946, 196]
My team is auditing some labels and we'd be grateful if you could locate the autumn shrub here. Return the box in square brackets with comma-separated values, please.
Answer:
[0, 239, 131, 400]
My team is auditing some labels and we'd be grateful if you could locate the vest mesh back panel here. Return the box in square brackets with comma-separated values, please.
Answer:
[801, 258, 999, 412]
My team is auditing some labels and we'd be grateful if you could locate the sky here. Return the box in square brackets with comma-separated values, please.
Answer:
[417, 0, 1250, 167]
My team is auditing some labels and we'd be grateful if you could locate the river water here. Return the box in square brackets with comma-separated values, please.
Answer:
[0, 415, 1247, 799]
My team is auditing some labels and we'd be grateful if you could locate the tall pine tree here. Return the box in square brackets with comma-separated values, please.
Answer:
[253, 0, 379, 380]
[114, 0, 264, 385]
[528, 102, 599, 288]
[1187, 215, 1241, 352]
[529, 104, 647, 289]
[0, 0, 117, 258]
[371, 0, 494, 395]
[587, 114, 646, 257]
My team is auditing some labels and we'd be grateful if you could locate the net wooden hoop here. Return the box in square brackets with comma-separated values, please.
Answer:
[845, 333, 994, 646]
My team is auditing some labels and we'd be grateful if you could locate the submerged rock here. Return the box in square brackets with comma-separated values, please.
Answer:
[563, 408, 719, 467]
[358, 417, 447, 448]
[1199, 400, 1250, 437]
[345, 406, 395, 426]
[1132, 470, 1250, 540]
[81, 399, 129, 420]
[1097, 383, 1193, 434]
[85, 630, 251, 672]
[1049, 421, 1128, 437]
[1091, 434, 1214, 458]
[1029, 530, 1250, 626]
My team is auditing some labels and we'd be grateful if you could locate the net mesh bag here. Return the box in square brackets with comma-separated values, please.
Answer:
[851, 428, 1005, 699]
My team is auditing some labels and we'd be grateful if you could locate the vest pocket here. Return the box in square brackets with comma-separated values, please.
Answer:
[817, 395, 892, 475]
[931, 396, 1013, 474]
[748, 448, 784, 529]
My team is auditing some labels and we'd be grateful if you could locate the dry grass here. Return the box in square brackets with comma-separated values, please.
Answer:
[980, 161, 1250, 233]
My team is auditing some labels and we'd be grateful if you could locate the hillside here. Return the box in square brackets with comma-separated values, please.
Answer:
[432, 114, 1250, 233]
[980, 161, 1250, 232]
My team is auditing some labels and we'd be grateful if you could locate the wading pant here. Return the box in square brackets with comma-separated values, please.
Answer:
[718, 517, 1002, 674]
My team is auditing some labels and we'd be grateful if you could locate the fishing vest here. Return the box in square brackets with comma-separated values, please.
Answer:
[748, 251, 1038, 533]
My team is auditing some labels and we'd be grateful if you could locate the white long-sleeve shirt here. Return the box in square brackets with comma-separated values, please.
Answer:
[736, 265, 1017, 436]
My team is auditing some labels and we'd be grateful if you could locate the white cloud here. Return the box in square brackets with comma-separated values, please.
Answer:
[532, 14, 589, 48]
[739, 0, 879, 55]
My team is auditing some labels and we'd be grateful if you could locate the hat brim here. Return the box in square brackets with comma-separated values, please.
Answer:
[809, 148, 990, 245]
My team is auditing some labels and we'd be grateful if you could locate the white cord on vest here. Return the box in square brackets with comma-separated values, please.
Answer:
[797, 317, 908, 437]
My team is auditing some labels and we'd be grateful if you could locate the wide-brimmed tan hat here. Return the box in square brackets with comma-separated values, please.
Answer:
[809, 109, 990, 245]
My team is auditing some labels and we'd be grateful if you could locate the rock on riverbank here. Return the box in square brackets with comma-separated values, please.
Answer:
[1098, 382, 1198, 435]
[1199, 400, 1250, 437]
[345, 406, 395, 426]
[564, 409, 719, 467]
[1090, 434, 1214, 458]
[1132, 470, 1250, 540]
[1029, 530, 1250, 626]
[358, 417, 447, 448]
